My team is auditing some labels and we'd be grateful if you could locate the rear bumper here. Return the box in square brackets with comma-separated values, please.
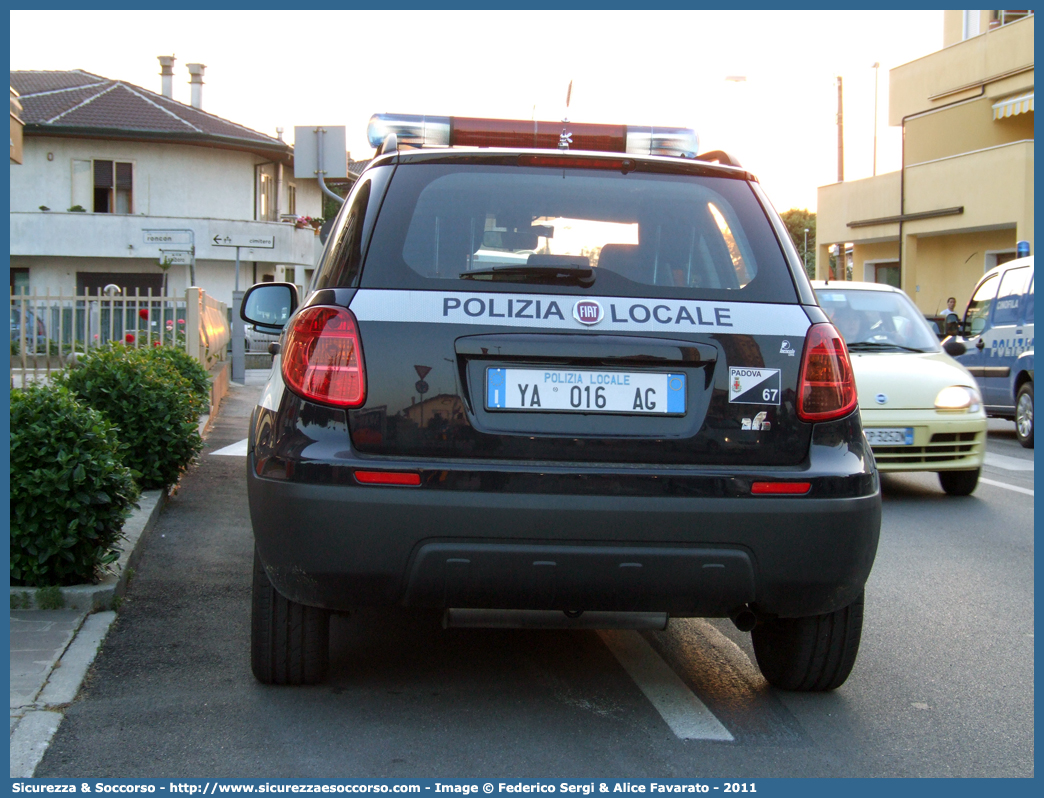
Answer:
[249, 477, 880, 619]
[248, 415, 881, 620]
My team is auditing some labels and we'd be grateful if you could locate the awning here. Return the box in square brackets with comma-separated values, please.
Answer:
[993, 92, 1034, 120]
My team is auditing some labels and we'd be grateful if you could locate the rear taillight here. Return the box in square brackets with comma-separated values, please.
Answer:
[797, 322, 858, 422]
[281, 306, 366, 408]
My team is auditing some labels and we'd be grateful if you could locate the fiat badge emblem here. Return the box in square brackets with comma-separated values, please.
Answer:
[573, 300, 603, 326]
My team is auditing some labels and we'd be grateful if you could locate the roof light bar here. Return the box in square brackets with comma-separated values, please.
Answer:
[367, 114, 451, 149]
[367, 113, 699, 159]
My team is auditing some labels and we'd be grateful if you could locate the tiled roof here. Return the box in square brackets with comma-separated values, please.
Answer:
[348, 158, 371, 179]
[10, 69, 288, 152]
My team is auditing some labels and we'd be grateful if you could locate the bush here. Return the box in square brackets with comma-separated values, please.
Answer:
[143, 344, 211, 417]
[58, 344, 204, 489]
[10, 384, 138, 586]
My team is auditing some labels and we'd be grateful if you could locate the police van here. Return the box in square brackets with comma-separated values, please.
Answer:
[954, 255, 1034, 447]
[241, 113, 881, 690]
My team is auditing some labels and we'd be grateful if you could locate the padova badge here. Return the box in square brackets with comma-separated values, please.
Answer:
[729, 367, 781, 405]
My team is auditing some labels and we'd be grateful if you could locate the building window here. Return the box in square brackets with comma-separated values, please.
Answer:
[993, 9, 1033, 27]
[77, 272, 163, 296]
[257, 167, 278, 221]
[93, 160, 133, 213]
[72, 159, 133, 213]
[10, 267, 29, 295]
[288, 183, 297, 216]
[873, 262, 900, 288]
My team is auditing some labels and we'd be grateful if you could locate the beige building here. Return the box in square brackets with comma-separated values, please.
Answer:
[816, 10, 1033, 317]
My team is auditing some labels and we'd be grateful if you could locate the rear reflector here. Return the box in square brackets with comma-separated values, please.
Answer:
[797, 322, 858, 422]
[751, 482, 811, 495]
[282, 306, 366, 408]
[354, 471, 421, 486]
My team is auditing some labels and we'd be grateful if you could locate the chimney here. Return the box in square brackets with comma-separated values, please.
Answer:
[158, 55, 176, 99]
[186, 63, 206, 109]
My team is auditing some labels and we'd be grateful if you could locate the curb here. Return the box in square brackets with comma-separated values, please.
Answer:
[9, 611, 117, 777]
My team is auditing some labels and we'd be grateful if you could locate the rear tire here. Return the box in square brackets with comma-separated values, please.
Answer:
[751, 592, 863, 691]
[251, 548, 330, 685]
[1015, 382, 1033, 448]
[938, 468, 980, 496]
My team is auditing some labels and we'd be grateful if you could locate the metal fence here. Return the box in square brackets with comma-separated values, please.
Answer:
[10, 287, 230, 388]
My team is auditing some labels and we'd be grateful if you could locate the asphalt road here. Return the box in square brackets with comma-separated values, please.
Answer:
[36, 383, 1034, 778]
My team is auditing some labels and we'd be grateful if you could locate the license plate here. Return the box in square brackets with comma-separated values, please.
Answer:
[486, 368, 685, 414]
[865, 427, 914, 446]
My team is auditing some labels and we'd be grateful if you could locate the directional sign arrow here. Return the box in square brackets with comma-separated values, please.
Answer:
[211, 233, 275, 248]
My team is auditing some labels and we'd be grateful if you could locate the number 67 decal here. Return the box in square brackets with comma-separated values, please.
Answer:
[729, 367, 782, 405]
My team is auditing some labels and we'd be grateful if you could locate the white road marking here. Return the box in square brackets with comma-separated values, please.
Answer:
[597, 629, 733, 741]
[978, 477, 1034, 496]
[210, 439, 249, 457]
[984, 452, 1034, 471]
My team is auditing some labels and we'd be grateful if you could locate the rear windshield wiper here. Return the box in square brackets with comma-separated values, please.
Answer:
[459, 255, 594, 287]
[846, 341, 928, 353]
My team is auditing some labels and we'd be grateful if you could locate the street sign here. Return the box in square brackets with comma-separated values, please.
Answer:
[294, 126, 348, 179]
[144, 230, 192, 245]
[414, 365, 432, 379]
[159, 250, 192, 267]
[211, 234, 275, 248]
[415, 380, 429, 395]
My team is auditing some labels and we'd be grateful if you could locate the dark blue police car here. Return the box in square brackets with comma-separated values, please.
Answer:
[241, 113, 881, 690]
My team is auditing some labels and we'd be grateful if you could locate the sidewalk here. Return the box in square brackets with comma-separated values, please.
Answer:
[9, 369, 270, 777]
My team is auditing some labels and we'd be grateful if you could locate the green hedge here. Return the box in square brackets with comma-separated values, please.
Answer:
[10, 384, 139, 586]
[143, 344, 211, 417]
[58, 344, 204, 490]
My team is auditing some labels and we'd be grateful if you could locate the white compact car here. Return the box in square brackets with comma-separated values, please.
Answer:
[813, 281, 987, 496]
[244, 323, 280, 352]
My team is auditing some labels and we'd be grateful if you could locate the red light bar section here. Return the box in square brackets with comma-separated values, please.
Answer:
[751, 482, 812, 496]
[354, 471, 421, 487]
[450, 117, 627, 153]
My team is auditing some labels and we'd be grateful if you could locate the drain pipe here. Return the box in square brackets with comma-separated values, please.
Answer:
[315, 127, 344, 206]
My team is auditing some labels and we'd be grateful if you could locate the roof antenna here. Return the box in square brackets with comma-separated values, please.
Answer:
[558, 80, 573, 150]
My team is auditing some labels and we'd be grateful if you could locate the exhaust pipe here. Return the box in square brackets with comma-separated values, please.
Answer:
[730, 606, 758, 632]
[443, 609, 669, 631]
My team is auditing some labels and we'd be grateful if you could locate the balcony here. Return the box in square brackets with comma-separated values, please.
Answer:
[904, 139, 1034, 237]
[9, 211, 322, 266]
[818, 140, 1033, 246]
[889, 14, 1034, 123]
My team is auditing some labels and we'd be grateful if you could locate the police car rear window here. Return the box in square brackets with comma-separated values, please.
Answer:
[360, 163, 798, 302]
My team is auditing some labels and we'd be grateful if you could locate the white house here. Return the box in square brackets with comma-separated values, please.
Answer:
[10, 60, 330, 306]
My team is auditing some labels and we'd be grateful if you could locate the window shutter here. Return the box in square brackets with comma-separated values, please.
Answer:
[94, 160, 113, 188]
[116, 162, 133, 189]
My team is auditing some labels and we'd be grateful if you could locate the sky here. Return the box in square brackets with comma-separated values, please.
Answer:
[9, 9, 944, 212]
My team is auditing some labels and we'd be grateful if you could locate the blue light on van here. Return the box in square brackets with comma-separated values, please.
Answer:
[1017, 240, 1030, 258]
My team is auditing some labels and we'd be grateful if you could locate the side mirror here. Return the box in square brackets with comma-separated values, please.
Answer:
[942, 337, 966, 357]
[242, 283, 298, 330]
